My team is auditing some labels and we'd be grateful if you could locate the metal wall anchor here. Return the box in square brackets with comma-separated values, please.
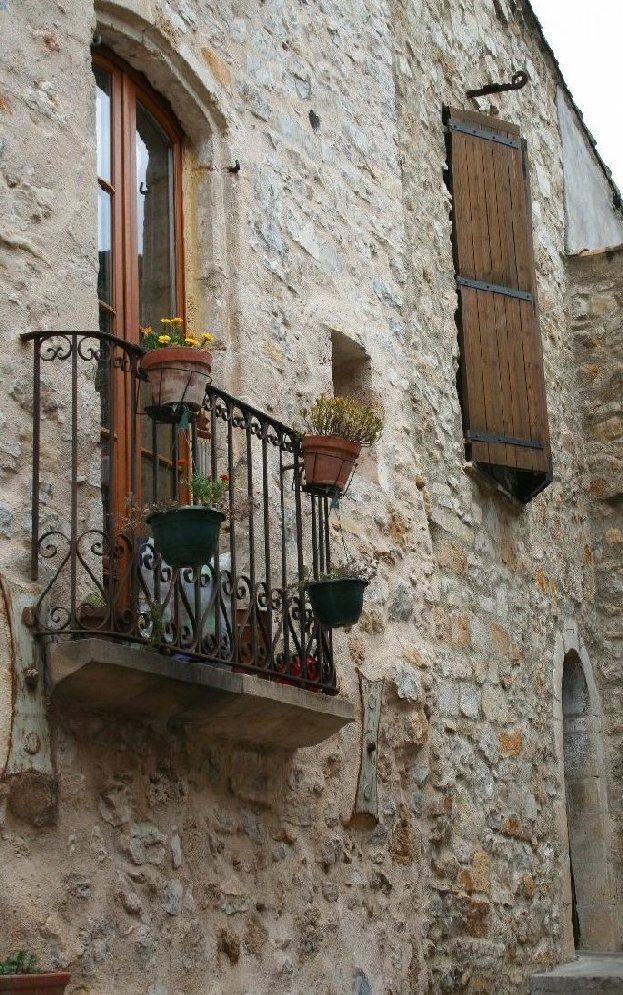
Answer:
[466, 69, 530, 100]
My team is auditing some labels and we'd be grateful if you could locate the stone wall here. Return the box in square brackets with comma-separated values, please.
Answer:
[568, 245, 623, 945]
[0, 0, 619, 993]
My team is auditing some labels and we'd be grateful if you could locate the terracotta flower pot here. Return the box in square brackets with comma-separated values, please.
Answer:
[0, 973, 71, 995]
[141, 346, 212, 415]
[301, 435, 361, 494]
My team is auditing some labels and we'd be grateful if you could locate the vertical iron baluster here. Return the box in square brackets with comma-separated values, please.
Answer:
[129, 350, 139, 637]
[261, 427, 272, 669]
[323, 495, 333, 691]
[323, 494, 331, 572]
[211, 397, 221, 656]
[311, 496, 319, 580]
[318, 499, 326, 575]
[246, 416, 256, 669]
[279, 443, 289, 668]
[171, 422, 180, 650]
[107, 335, 117, 623]
[190, 421, 200, 653]
[227, 400, 236, 663]
[70, 336, 78, 628]
[292, 434, 306, 683]
[30, 339, 42, 582]
[151, 421, 158, 503]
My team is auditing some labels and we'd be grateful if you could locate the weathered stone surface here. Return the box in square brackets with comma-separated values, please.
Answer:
[0, 0, 621, 992]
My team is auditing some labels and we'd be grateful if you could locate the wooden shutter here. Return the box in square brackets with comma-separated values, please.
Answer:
[446, 107, 552, 502]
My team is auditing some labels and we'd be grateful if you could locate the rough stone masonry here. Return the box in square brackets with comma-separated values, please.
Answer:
[0, 1, 621, 993]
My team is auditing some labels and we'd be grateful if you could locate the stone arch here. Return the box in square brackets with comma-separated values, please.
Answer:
[553, 620, 619, 953]
[94, 2, 243, 374]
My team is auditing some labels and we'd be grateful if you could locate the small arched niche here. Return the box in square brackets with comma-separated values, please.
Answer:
[555, 634, 619, 952]
[331, 330, 381, 485]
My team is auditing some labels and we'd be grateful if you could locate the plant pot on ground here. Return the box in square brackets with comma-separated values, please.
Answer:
[0, 952, 70, 995]
[139, 318, 215, 418]
[76, 590, 109, 631]
[299, 395, 383, 495]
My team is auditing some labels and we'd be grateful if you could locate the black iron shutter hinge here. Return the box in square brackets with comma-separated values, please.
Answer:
[456, 276, 532, 302]
[465, 430, 544, 450]
[446, 118, 521, 149]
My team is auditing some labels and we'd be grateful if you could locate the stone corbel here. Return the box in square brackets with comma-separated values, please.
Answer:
[0, 574, 56, 826]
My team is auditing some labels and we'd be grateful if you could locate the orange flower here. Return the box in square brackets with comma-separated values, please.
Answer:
[219, 472, 229, 482]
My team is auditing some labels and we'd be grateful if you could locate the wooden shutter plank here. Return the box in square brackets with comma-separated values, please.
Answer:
[452, 130, 490, 464]
[490, 139, 537, 471]
[464, 133, 510, 468]
[519, 141, 552, 474]
[507, 145, 549, 472]
[453, 131, 477, 281]
[459, 288, 489, 464]
[481, 140, 518, 469]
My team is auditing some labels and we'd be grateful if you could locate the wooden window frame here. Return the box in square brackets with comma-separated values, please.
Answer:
[94, 46, 185, 344]
[93, 48, 187, 517]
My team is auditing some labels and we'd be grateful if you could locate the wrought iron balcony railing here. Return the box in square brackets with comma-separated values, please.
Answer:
[21, 331, 335, 693]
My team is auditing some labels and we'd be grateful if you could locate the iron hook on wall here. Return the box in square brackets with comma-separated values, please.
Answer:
[466, 69, 530, 100]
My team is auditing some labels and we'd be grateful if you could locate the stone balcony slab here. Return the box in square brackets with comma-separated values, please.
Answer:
[531, 954, 623, 994]
[46, 638, 354, 750]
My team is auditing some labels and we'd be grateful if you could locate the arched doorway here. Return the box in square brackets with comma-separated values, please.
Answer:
[553, 624, 619, 953]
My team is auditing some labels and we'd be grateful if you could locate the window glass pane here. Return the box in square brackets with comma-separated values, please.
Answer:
[136, 101, 175, 329]
[98, 186, 112, 305]
[94, 67, 111, 183]
[140, 407, 178, 504]
[98, 308, 113, 337]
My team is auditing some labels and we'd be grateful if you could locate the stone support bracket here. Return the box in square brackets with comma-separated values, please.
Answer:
[351, 669, 384, 823]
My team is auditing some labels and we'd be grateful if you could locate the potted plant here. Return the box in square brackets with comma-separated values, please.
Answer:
[299, 395, 383, 494]
[0, 952, 70, 994]
[305, 561, 370, 628]
[77, 589, 108, 630]
[146, 470, 229, 568]
[273, 652, 321, 689]
[140, 317, 215, 418]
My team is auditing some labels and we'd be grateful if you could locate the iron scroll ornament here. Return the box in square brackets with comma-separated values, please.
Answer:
[466, 69, 530, 100]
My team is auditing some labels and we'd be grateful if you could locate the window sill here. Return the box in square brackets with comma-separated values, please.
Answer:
[46, 639, 354, 750]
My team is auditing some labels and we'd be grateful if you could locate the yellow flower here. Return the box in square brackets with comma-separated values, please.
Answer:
[170, 317, 183, 325]
[158, 334, 172, 344]
[140, 326, 153, 336]
[201, 332, 214, 343]
[184, 336, 199, 346]
[160, 318, 173, 326]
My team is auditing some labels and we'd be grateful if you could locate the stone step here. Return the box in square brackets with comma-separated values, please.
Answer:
[531, 954, 623, 994]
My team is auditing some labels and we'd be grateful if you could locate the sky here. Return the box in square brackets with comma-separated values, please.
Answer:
[528, 0, 623, 191]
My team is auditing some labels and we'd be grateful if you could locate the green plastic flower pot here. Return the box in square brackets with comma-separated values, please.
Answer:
[146, 506, 225, 567]
[306, 577, 368, 628]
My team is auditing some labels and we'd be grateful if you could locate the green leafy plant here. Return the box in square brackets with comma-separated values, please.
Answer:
[313, 558, 375, 583]
[299, 395, 383, 446]
[140, 317, 216, 352]
[147, 599, 164, 647]
[0, 952, 39, 975]
[83, 590, 106, 608]
[121, 469, 230, 528]
[190, 471, 230, 509]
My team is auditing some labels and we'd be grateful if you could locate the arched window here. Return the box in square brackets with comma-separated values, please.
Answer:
[93, 49, 186, 517]
[93, 48, 184, 339]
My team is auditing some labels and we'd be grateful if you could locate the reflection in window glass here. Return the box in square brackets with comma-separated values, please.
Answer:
[94, 67, 112, 183]
[136, 101, 175, 330]
[97, 187, 112, 305]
